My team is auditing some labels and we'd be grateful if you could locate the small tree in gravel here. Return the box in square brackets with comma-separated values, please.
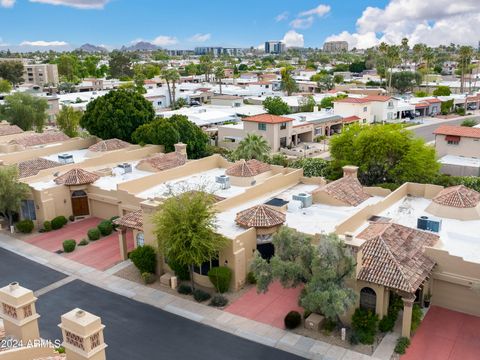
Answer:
[0, 166, 30, 227]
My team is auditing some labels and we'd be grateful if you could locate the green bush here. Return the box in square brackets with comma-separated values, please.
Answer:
[303, 310, 312, 320]
[128, 245, 157, 273]
[349, 331, 360, 345]
[193, 289, 211, 302]
[110, 216, 120, 230]
[456, 107, 466, 116]
[323, 318, 337, 333]
[141, 272, 157, 284]
[461, 119, 478, 127]
[51, 216, 68, 230]
[378, 314, 396, 332]
[394, 337, 411, 354]
[43, 220, 52, 232]
[15, 219, 34, 233]
[87, 228, 101, 241]
[246, 271, 257, 285]
[207, 266, 232, 293]
[411, 304, 423, 332]
[78, 238, 89, 246]
[284, 311, 301, 329]
[177, 284, 192, 295]
[351, 308, 378, 344]
[209, 295, 228, 307]
[97, 220, 113, 236]
[168, 259, 190, 281]
[62, 239, 76, 253]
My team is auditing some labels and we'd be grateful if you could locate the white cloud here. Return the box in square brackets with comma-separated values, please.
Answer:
[282, 30, 304, 48]
[20, 40, 68, 46]
[29, 0, 109, 9]
[298, 4, 331, 18]
[290, 16, 314, 29]
[189, 33, 211, 43]
[326, 0, 480, 49]
[151, 35, 178, 47]
[275, 11, 289, 22]
[1, 0, 15, 8]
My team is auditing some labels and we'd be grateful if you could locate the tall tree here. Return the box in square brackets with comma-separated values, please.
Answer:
[400, 37, 410, 69]
[263, 96, 290, 115]
[458, 46, 474, 94]
[214, 63, 225, 95]
[1, 93, 48, 132]
[232, 133, 270, 161]
[280, 66, 298, 96]
[56, 106, 82, 138]
[153, 190, 228, 290]
[0, 166, 30, 227]
[199, 55, 213, 81]
[162, 68, 180, 108]
[0, 79, 12, 93]
[56, 54, 79, 82]
[108, 50, 133, 79]
[423, 47, 435, 94]
[0, 60, 24, 85]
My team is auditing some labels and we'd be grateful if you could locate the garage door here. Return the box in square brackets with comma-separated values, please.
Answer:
[90, 200, 118, 220]
[432, 279, 480, 316]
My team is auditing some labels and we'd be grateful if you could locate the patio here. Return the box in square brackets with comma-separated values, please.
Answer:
[24, 217, 134, 271]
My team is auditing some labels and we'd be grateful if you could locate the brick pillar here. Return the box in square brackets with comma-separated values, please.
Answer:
[401, 295, 415, 338]
[59, 308, 107, 360]
[0, 282, 40, 342]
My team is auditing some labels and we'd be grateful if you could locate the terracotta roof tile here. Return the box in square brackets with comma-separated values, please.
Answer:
[433, 125, 480, 139]
[18, 158, 61, 178]
[242, 114, 293, 124]
[0, 123, 23, 136]
[54, 168, 100, 185]
[9, 132, 69, 147]
[313, 175, 371, 206]
[334, 97, 371, 104]
[342, 115, 361, 123]
[226, 159, 271, 177]
[432, 185, 480, 208]
[136, 152, 186, 172]
[364, 95, 392, 102]
[88, 138, 130, 152]
[114, 210, 143, 231]
[236, 204, 286, 228]
[357, 223, 438, 293]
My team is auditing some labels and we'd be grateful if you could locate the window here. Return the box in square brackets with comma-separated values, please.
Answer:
[445, 135, 460, 145]
[363, 106, 368, 112]
[258, 123, 267, 131]
[21, 200, 36, 221]
[136, 232, 145, 247]
[193, 258, 219, 275]
[280, 122, 287, 130]
[447, 140, 459, 145]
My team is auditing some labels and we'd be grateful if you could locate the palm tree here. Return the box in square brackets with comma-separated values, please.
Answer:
[233, 133, 271, 161]
[400, 37, 410, 69]
[214, 63, 225, 95]
[423, 47, 435, 94]
[412, 43, 425, 71]
[386, 45, 400, 95]
[458, 46, 474, 94]
[162, 69, 180, 109]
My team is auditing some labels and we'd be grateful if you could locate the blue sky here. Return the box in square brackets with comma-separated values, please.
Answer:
[1, 0, 479, 51]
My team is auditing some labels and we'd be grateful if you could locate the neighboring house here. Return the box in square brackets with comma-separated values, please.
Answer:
[23, 63, 59, 87]
[433, 125, 480, 176]
[210, 95, 243, 107]
[334, 97, 373, 124]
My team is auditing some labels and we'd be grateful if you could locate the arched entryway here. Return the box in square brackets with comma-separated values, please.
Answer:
[71, 190, 89, 217]
[360, 287, 377, 312]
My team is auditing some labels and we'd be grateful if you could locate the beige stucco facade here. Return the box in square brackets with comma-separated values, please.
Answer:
[334, 101, 372, 124]
[435, 134, 480, 158]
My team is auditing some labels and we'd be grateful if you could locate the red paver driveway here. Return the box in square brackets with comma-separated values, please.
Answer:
[225, 281, 303, 329]
[402, 306, 480, 360]
[25, 217, 134, 271]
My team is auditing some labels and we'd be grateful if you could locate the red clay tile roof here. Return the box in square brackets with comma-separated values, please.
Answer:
[342, 115, 361, 124]
[415, 102, 429, 108]
[136, 152, 186, 172]
[88, 139, 130, 152]
[242, 114, 293, 124]
[356, 223, 438, 293]
[334, 97, 371, 104]
[313, 175, 371, 206]
[114, 210, 143, 231]
[54, 168, 100, 185]
[236, 204, 286, 228]
[424, 98, 442, 104]
[226, 159, 271, 177]
[0, 123, 23, 136]
[364, 95, 392, 102]
[18, 158, 61, 178]
[9, 132, 69, 147]
[432, 185, 480, 208]
[433, 125, 480, 139]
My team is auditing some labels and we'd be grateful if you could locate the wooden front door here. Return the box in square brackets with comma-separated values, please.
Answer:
[71, 190, 89, 216]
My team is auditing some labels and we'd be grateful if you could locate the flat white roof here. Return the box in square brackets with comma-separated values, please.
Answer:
[439, 155, 480, 168]
[41, 149, 90, 164]
[92, 162, 153, 191]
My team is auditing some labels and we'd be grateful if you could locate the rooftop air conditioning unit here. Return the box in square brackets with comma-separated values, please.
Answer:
[117, 163, 132, 174]
[215, 174, 230, 189]
[417, 216, 442, 233]
[58, 154, 74, 164]
[292, 193, 312, 208]
[300, 115, 307, 122]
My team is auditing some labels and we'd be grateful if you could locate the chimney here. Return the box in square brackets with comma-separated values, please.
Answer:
[174, 143, 187, 158]
[342, 165, 359, 179]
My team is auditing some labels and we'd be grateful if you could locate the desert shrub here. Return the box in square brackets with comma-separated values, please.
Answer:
[62, 239, 76, 253]
[51, 216, 68, 230]
[129, 245, 157, 274]
[78, 238, 89, 246]
[97, 220, 113, 236]
[351, 308, 378, 344]
[177, 284, 192, 295]
[378, 314, 396, 332]
[394, 337, 411, 354]
[193, 289, 211, 302]
[284, 311, 302, 329]
[207, 266, 232, 293]
[411, 304, 423, 332]
[246, 271, 257, 284]
[209, 295, 228, 307]
[15, 219, 34, 233]
[110, 216, 120, 230]
[43, 220, 52, 232]
[168, 259, 190, 281]
[68, 215, 75, 222]
[87, 228, 101, 241]
[141, 272, 157, 284]
[456, 107, 466, 116]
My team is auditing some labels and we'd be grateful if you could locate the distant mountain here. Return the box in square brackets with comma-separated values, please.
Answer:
[77, 43, 107, 53]
[120, 41, 159, 52]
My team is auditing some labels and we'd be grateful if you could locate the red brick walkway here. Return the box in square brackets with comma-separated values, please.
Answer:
[25, 217, 134, 271]
[402, 306, 480, 360]
[225, 281, 304, 329]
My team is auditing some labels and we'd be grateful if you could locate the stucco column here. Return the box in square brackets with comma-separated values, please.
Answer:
[401, 295, 415, 338]
[0, 282, 40, 342]
[117, 228, 128, 261]
[59, 308, 107, 360]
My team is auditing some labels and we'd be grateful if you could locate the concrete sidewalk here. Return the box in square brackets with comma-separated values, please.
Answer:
[0, 233, 393, 360]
